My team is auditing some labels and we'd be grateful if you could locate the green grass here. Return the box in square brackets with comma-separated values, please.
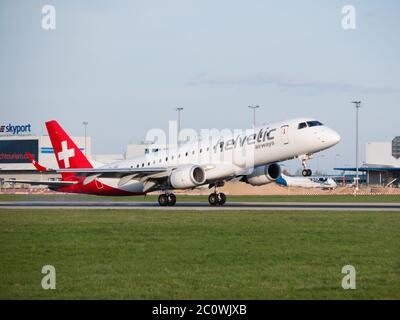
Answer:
[0, 209, 399, 299]
[0, 194, 399, 202]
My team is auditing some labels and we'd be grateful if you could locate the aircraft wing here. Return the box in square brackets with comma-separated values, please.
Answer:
[56, 167, 170, 186]
[2, 180, 77, 187]
[56, 167, 168, 175]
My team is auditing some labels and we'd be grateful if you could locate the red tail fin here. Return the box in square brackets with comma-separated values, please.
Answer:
[45, 121, 92, 179]
[25, 152, 48, 172]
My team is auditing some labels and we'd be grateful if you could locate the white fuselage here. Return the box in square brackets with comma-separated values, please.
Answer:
[94, 118, 341, 193]
[277, 174, 338, 189]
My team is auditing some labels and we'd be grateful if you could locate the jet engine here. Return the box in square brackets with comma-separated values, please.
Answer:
[169, 165, 206, 189]
[243, 163, 281, 186]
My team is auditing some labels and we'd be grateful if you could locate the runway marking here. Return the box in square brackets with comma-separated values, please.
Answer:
[1, 201, 400, 211]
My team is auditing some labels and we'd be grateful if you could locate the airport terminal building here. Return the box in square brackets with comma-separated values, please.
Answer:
[336, 137, 400, 187]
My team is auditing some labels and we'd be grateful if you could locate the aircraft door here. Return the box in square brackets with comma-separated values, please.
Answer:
[281, 125, 289, 145]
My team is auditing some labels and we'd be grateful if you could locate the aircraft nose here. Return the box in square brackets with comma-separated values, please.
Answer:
[328, 129, 341, 146]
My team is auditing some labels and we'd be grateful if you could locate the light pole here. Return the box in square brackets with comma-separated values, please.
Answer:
[83, 121, 88, 156]
[316, 154, 326, 174]
[176, 107, 183, 144]
[334, 153, 341, 170]
[248, 105, 260, 128]
[352, 101, 361, 192]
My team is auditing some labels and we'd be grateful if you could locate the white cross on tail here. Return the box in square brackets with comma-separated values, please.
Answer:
[58, 140, 75, 168]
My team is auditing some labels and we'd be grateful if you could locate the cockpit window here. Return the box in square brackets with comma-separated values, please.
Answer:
[307, 121, 323, 127]
[298, 122, 308, 129]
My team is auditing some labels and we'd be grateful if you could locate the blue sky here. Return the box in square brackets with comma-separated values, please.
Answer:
[1, 0, 399, 173]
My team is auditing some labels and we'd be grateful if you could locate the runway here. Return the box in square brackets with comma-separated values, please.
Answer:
[1, 201, 400, 211]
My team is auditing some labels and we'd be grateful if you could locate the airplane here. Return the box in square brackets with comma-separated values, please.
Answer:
[5, 118, 340, 206]
[276, 173, 338, 190]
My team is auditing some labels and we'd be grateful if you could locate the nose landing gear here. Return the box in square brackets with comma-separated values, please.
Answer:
[299, 154, 313, 177]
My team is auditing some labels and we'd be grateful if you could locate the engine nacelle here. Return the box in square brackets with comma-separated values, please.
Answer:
[244, 163, 281, 186]
[169, 165, 206, 189]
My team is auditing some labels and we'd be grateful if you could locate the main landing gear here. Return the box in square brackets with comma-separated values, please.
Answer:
[208, 192, 226, 206]
[158, 193, 176, 206]
[207, 181, 226, 206]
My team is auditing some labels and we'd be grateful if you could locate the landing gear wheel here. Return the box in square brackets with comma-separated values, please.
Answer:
[217, 193, 226, 206]
[208, 193, 218, 206]
[208, 192, 226, 206]
[167, 193, 176, 206]
[158, 193, 177, 206]
[158, 194, 169, 206]
[302, 169, 312, 177]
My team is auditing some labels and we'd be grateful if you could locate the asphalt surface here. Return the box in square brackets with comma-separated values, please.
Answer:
[1, 201, 400, 211]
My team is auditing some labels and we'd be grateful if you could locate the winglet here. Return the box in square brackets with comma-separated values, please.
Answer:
[25, 152, 48, 172]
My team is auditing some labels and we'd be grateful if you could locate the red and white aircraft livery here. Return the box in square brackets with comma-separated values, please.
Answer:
[7, 119, 340, 206]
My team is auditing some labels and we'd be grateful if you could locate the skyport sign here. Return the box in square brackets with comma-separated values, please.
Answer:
[0, 123, 32, 136]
